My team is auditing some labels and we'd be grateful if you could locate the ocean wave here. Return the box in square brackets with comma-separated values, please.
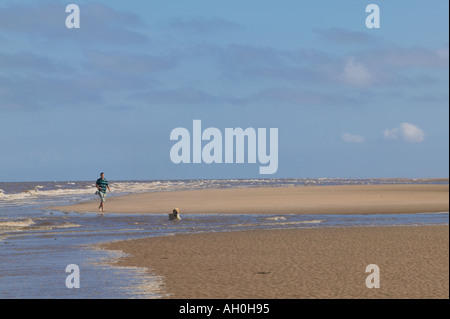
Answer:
[35, 221, 82, 229]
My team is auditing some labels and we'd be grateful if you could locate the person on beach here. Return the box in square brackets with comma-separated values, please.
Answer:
[96, 172, 111, 212]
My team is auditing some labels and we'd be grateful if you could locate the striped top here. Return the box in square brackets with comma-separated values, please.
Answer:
[96, 178, 109, 193]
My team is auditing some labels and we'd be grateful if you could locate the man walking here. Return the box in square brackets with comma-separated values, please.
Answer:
[96, 172, 111, 212]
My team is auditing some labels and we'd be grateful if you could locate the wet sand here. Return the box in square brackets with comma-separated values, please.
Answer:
[51, 184, 449, 215]
[102, 225, 449, 299]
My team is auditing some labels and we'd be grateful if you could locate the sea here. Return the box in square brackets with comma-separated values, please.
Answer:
[0, 178, 448, 299]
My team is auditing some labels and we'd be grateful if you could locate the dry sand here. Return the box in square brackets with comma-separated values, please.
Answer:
[51, 184, 449, 215]
[102, 225, 449, 299]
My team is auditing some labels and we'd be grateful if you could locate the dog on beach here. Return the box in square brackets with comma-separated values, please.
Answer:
[168, 208, 181, 221]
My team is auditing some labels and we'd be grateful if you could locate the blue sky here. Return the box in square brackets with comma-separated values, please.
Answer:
[0, 0, 448, 182]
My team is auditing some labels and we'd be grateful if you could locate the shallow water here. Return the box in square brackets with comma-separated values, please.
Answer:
[0, 179, 448, 298]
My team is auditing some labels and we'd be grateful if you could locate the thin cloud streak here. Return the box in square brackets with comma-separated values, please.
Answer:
[0, 1, 150, 46]
[314, 27, 378, 44]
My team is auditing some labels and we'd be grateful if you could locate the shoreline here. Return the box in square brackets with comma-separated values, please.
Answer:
[49, 184, 449, 215]
[101, 225, 449, 299]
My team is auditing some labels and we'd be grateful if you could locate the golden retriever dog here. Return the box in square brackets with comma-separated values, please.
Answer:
[168, 208, 181, 221]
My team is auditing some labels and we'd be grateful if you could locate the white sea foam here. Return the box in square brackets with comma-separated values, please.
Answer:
[0, 218, 35, 229]
[264, 216, 286, 221]
[59, 222, 81, 228]
[29, 222, 82, 232]
[230, 219, 324, 228]
[262, 219, 325, 226]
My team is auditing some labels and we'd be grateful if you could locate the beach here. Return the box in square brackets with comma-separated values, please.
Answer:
[86, 184, 447, 299]
[51, 184, 449, 215]
[47, 183, 450, 298]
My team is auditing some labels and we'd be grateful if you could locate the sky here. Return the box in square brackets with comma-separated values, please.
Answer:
[0, 0, 448, 182]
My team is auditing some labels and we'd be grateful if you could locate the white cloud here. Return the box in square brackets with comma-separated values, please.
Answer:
[383, 122, 425, 143]
[339, 57, 372, 86]
[342, 133, 366, 143]
[383, 128, 399, 140]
